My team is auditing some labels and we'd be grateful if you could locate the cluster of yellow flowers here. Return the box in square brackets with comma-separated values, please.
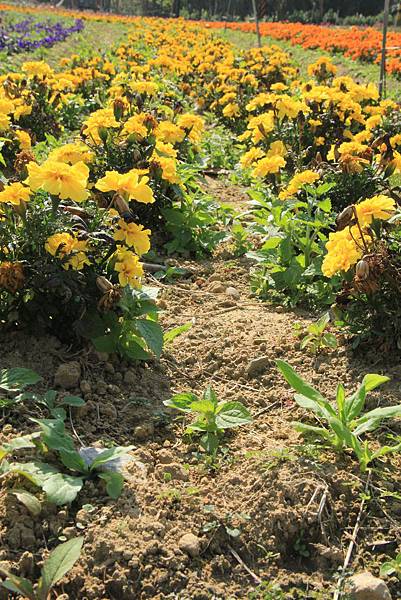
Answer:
[322, 195, 396, 277]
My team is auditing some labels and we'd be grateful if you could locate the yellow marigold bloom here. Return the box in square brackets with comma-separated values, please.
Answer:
[113, 219, 151, 255]
[355, 195, 396, 226]
[154, 141, 178, 159]
[177, 113, 205, 143]
[121, 113, 148, 139]
[247, 112, 275, 143]
[82, 108, 119, 144]
[222, 103, 240, 118]
[279, 170, 320, 200]
[27, 160, 89, 202]
[45, 232, 90, 270]
[155, 121, 185, 145]
[252, 155, 286, 178]
[114, 248, 143, 287]
[267, 140, 287, 158]
[156, 156, 180, 184]
[48, 143, 93, 165]
[0, 182, 31, 206]
[130, 81, 158, 95]
[365, 114, 382, 130]
[270, 82, 288, 92]
[240, 147, 265, 169]
[96, 169, 154, 203]
[15, 130, 31, 151]
[21, 61, 53, 78]
[322, 227, 363, 277]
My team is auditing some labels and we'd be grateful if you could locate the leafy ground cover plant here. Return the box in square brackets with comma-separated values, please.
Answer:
[0, 366, 85, 417]
[277, 360, 401, 471]
[293, 312, 337, 354]
[380, 551, 401, 579]
[0, 536, 83, 599]
[0, 418, 133, 504]
[164, 386, 252, 455]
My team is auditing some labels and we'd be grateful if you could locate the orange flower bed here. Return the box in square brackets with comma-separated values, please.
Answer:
[205, 20, 401, 77]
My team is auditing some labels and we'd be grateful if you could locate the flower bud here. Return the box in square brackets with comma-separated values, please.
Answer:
[113, 98, 125, 121]
[98, 126, 109, 143]
[96, 276, 114, 292]
[336, 205, 355, 231]
[355, 259, 369, 280]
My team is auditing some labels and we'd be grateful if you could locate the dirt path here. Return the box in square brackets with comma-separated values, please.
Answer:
[1, 231, 401, 598]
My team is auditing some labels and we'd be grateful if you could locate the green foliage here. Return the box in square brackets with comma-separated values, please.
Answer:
[293, 312, 337, 354]
[164, 386, 252, 455]
[380, 551, 401, 579]
[0, 537, 83, 600]
[277, 360, 401, 471]
[248, 183, 339, 308]
[0, 418, 133, 505]
[163, 322, 192, 345]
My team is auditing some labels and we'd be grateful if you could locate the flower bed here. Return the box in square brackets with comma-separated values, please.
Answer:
[0, 15, 84, 54]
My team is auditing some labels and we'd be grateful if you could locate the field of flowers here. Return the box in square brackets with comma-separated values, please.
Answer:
[1, 4, 401, 600]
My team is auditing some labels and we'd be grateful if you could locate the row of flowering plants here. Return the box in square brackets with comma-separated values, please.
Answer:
[207, 19, 401, 79]
[0, 15, 84, 54]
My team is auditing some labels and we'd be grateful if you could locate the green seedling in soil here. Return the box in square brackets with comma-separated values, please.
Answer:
[277, 360, 401, 472]
[201, 506, 250, 539]
[293, 312, 337, 354]
[163, 322, 192, 345]
[0, 367, 85, 418]
[0, 418, 133, 505]
[230, 221, 251, 257]
[380, 551, 401, 579]
[0, 536, 83, 600]
[164, 385, 252, 455]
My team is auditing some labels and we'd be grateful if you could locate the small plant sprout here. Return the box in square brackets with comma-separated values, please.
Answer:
[0, 418, 134, 505]
[164, 386, 252, 455]
[277, 360, 401, 472]
[380, 551, 401, 579]
[0, 536, 83, 599]
[0, 368, 42, 408]
[293, 312, 337, 354]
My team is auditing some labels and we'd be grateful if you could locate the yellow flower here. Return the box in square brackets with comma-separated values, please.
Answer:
[240, 147, 265, 169]
[155, 121, 185, 144]
[266, 140, 287, 158]
[222, 103, 240, 118]
[322, 227, 363, 277]
[355, 195, 396, 226]
[0, 182, 31, 206]
[96, 170, 154, 203]
[177, 113, 205, 143]
[114, 248, 143, 287]
[21, 61, 53, 78]
[15, 130, 32, 151]
[252, 155, 286, 178]
[48, 143, 93, 165]
[27, 160, 89, 202]
[154, 141, 178, 159]
[121, 113, 148, 139]
[45, 232, 90, 270]
[113, 219, 151, 255]
[279, 170, 320, 200]
[155, 156, 180, 184]
[82, 108, 119, 144]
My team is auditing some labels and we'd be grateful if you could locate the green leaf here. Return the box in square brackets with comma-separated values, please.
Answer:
[336, 384, 346, 422]
[353, 404, 401, 435]
[42, 473, 84, 505]
[98, 471, 124, 499]
[33, 418, 75, 452]
[276, 360, 325, 403]
[0, 569, 35, 600]
[322, 333, 337, 349]
[294, 393, 336, 419]
[135, 319, 163, 358]
[189, 399, 216, 415]
[203, 386, 219, 406]
[200, 432, 219, 455]
[59, 449, 88, 473]
[38, 537, 83, 600]
[380, 562, 396, 577]
[163, 393, 198, 412]
[89, 446, 134, 471]
[0, 432, 40, 461]
[163, 323, 192, 344]
[0, 368, 42, 392]
[6, 461, 60, 487]
[10, 490, 41, 517]
[293, 422, 332, 440]
[362, 374, 390, 392]
[215, 402, 252, 429]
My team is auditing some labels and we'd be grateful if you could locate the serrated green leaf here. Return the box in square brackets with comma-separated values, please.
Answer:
[215, 402, 252, 429]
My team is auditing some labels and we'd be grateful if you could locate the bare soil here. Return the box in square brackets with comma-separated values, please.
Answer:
[1, 196, 401, 599]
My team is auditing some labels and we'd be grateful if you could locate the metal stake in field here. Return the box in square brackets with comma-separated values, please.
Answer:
[252, 0, 262, 47]
[379, 0, 391, 98]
